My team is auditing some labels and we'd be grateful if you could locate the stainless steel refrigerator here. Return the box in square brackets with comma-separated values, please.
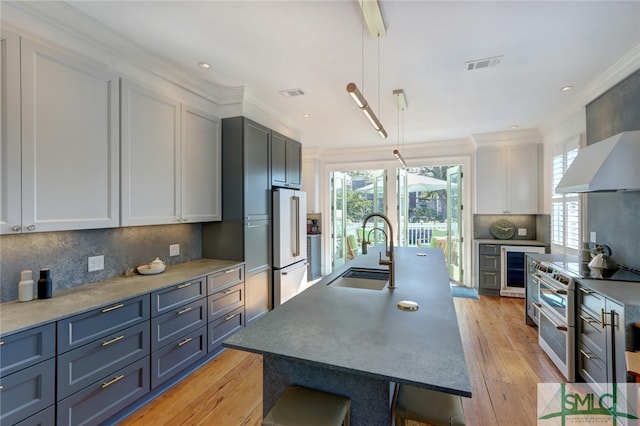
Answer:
[273, 188, 308, 306]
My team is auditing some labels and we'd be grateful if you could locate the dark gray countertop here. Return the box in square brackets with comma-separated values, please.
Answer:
[224, 246, 472, 397]
[0, 259, 243, 336]
[475, 239, 546, 246]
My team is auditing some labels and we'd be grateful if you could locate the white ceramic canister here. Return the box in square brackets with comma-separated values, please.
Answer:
[18, 269, 34, 302]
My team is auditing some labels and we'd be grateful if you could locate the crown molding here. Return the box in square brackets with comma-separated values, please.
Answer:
[4, 1, 244, 107]
[471, 128, 543, 147]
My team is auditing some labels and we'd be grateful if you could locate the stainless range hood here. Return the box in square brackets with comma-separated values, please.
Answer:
[555, 130, 640, 193]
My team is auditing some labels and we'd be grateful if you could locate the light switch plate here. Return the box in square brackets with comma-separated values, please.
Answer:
[88, 255, 104, 272]
[590, 232, 597, 243]
[518, 228, 527, 236]
[170, 244, 180, 257]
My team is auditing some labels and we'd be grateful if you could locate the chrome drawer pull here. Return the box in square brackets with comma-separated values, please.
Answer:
[580, 349, 593, 360]
[101, 374, 124, 388]
[0, 341, 4, 346]
[177, 282, 193, 289]
[0, 385, 3, 391]
[224, 313, 237, 321]
[177, 307, 192, 315]
[178, 337, 192, 347]
[224, 288, 235, 294]
[225, 268, 238, 274]
[579, 314, 594, 324]
[601, 309, 608, 329]
[102, 335, 124, 346]
[101, 303, 124, 313]
[579, 287, 594, 295]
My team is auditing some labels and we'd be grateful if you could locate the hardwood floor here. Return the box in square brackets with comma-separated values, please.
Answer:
[120, 295, 566, 426]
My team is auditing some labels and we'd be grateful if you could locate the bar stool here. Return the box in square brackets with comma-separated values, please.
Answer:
[391, 383, 466, 426]
[263, 385, 351, 426]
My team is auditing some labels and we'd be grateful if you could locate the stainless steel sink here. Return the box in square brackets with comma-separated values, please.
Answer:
[329, 268, 389, 290]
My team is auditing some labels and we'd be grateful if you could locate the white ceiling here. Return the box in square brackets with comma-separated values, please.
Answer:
[65, 0, 640, 150]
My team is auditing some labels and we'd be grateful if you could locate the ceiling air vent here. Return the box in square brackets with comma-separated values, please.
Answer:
[279, 88, 305, 97]
[464, 55, 503, 71]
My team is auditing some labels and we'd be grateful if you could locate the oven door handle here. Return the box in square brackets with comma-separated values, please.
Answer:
[536, 304, 569, 332]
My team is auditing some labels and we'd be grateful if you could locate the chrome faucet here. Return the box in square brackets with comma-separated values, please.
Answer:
[361, 213, 395, 289]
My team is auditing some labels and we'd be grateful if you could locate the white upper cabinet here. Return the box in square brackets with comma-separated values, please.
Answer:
[1, 35, 119, 234]
[121, 79, 221, 226]
[476, 143, 540, 214]
[1, 31, 22, 234]
[181, 106, 221, 222]
[121, 80, 181, 226]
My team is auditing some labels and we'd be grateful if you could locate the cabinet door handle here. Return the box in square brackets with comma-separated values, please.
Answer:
[0, 385, 3, 391]
[101, 303, 124, 313]
[177, 307, 192, 315]
[601, 309, 609, 329]
[556, 325, 568, 332]
[101, 374, 125, 388]
[225, 268, 238, 274]
[177, 282, 193, 289]
[224, 313, 237, 321]
[177, 337, 192, 347]
[102, 335, 124, 346]
[223, 288, 234, 294]
[0, 341, 4, 346]
[580, 349, 593, 360]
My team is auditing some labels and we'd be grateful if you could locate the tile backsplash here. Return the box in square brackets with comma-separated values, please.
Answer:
[0, 224, 202, 303]
[474, 214, 550, 244]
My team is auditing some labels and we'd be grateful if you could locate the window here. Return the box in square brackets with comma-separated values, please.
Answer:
[551, 135, 582, 253]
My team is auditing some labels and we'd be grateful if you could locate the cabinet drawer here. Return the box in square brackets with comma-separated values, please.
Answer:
[577, 341, 607, 396]
[57, 356, 149, 426]
[151, 298, 207, 351]
[479, 271, 501, 289]
[577, 309, 606, 360]
[151, 277, 205, 316]
[0, 323, 55, 377]
[208, 282, 244, 320]
[57, 321, 150, 400]
[0, 358, 55, 426]
[208, 265, 244, 294]
[14, 405, 55, 426]
[479, 244, 500, 255]
[479, 254, 500, 271]
[151, 326, 207, 389]
[57, 295, 150, 353]
[577, 285, 605, 318]
[208, 306, 245, 354]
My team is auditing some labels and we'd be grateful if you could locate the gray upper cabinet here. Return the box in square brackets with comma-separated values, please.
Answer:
[244, 120, 272, 220]
[1, 34, 120, 234]
[271, 131, 301, 189]
[121, 79, 222, 226]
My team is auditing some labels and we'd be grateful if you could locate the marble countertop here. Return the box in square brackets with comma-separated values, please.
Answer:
[223, 246, 472, 397]
[0, 258, 243, 336]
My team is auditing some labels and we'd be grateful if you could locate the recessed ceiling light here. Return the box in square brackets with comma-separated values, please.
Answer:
[198, 62, 212, 70]
[511, 125, 519, 129]
[561, 85, 574, 92]
[303, 113, 310, 118]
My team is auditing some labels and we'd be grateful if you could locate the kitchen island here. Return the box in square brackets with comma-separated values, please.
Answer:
[223, 246, 471, 425]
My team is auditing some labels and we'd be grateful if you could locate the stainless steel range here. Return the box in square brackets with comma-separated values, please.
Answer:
[531, 260, 576, 381]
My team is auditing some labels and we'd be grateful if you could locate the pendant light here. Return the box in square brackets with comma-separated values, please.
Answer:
[347, 0, 387, 139]
[393, 89, 408, 167]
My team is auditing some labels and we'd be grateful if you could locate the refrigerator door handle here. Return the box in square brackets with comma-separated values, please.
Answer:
[292, 195, 300, 257]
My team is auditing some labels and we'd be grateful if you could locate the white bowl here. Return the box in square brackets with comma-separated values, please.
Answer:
[137, 264, 166, 275]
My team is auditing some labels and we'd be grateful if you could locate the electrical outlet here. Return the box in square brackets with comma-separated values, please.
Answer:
[590, 232, 597, 243]
[518, 228, 527, 236]
[170, 244, 180, 257]
[88, 255, 104, 272]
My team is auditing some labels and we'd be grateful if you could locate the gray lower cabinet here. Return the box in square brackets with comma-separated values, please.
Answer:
[207, 265, 246, 353]
[151, 297, 207, 352]
[14, 405, 55, 426]
[57, 321, 150, 399]
[0, 323, 56, 425]
[576, 282, 626, 398]
[477, 243, 501, 295]
[151, 277, 206, 316]
[0, 358, 55, 426]
[151, 326, 207, 389]
[307, 234, 321, 280]
[57, 356, 150, 426]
